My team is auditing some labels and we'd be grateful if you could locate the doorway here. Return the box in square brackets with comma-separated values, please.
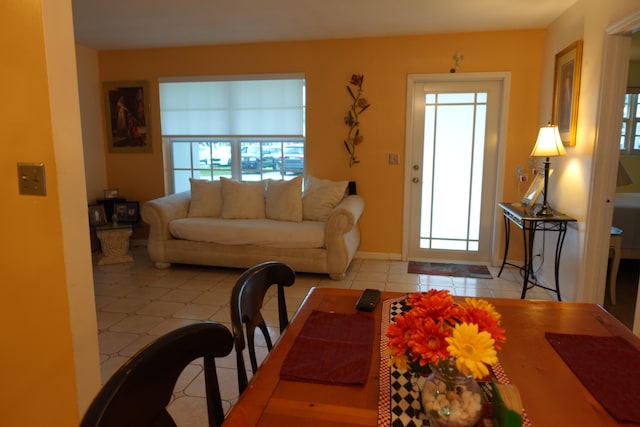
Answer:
[601, 32, 640, 331]
[590, 12, 640, 334]
[403, 74, 509, 263]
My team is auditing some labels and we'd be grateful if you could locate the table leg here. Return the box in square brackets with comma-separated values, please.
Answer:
[608, 233, 622, 305]
[552, 225, 567, 302]
[498, 215, 510, 277]
[520, 226, 536, 299]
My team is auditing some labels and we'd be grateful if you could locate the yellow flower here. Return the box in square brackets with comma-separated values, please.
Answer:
[446, 323, 497, 379]
[386, 347, 410, 370]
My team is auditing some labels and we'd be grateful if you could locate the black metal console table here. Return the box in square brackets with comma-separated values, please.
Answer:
[497, 202, 576, 301]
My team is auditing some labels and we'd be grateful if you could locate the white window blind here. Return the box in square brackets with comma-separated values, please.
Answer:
[159, 76, 305, 137]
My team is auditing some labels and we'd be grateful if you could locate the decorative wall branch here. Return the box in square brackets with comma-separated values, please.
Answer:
[343, 74, 371, 167]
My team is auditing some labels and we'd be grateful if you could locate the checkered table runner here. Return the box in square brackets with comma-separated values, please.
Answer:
[377, 297, 532, 427]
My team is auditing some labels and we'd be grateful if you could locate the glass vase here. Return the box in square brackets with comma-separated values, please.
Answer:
[421, 367, 482, 427]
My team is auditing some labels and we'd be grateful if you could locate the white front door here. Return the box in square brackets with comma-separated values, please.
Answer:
[406, 76, 504, 262]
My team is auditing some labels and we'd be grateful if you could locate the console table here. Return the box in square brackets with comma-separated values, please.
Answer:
[497, 202, 576, 301]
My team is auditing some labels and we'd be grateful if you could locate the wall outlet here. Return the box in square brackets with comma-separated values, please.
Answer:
[17, 162, 46, 196]
[388, 153, 399, 165]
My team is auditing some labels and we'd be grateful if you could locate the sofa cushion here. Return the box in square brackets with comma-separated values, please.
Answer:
[169, 218, 325, 248]
[303, 176, 348, 221]
[266, 176, 303, 222]
[188, 178, 222, 217]
[220, 177, 266, 219]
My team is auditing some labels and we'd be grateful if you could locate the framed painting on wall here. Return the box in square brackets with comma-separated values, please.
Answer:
[551, 40, 583, 147]
[103, 80, 151, 153]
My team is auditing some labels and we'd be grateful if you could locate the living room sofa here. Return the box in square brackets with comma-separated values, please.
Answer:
[141, 176, 364, 279]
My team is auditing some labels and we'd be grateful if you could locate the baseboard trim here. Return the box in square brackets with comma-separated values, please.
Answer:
[355, 251, 402, 261]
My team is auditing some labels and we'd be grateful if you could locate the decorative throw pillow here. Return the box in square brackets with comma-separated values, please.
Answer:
[266, 176, 303, 222]
[302, 176, 348, 221]
[188, 178, 222, 217]
[220, 177, 266, 219]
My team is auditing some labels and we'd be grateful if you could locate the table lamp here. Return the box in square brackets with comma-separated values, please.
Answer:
[617, 160, 633, 187]
[530, 123, 566, 216]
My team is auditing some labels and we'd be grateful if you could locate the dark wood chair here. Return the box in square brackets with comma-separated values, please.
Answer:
[230, 261, 295, 393]
[80, 322, 234, 427]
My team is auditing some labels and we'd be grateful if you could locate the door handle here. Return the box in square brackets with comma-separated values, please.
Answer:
[412, 177, 420, 183]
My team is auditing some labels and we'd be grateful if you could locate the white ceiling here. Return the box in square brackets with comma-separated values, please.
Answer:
[72, 0, 577, 50]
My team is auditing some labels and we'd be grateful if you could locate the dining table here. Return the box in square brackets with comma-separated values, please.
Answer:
[222, 287, 640, 427]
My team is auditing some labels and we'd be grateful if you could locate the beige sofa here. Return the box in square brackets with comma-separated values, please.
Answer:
[141, 176, 364, 279]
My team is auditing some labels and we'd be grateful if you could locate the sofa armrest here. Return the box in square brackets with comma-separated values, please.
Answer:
[141, 191, 191, 242]
[325, 195, 365, 237]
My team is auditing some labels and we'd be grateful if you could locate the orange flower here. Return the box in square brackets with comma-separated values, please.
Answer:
[459, 304, 506, 350]
[407, 289, 459, 323]
[407, 316, 451, 365]
[386, 290, 505, 374]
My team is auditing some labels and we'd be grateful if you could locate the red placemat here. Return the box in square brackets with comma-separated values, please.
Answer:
[545, 332, 640, 424]
[280, 310, 375, 385]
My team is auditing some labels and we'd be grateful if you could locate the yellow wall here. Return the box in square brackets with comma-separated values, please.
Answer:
[98, 30, 545, 255]
[535, 0, 640, 303]
[0, 0, 84, 425]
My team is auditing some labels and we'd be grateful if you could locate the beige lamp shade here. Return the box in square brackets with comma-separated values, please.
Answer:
[530, 124, 567, 158]
[617, 161, 633, 187]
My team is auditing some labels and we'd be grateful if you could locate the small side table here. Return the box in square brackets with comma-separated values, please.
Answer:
[608, 226, 623, 305]
[96, 224, 134, 265]
[497, 202, 577, 301]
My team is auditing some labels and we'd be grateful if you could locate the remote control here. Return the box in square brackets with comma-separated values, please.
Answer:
[356, 288, 381, 312]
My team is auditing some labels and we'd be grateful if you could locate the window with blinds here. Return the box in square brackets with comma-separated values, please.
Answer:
[159, 75, 306, 192]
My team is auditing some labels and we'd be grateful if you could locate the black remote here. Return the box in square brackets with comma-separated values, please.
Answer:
[356, 288, 381, 312]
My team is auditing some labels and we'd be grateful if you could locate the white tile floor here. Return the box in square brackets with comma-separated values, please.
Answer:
[92, 244, 555, 426]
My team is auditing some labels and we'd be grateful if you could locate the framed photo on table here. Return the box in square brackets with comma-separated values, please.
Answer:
[88, 205, 108, 226]
[522, 170, 553, 207]
[114, 202, 139, 222]
[103, 188, 119, 199]
[103, 80, 151, 153]
[552, 40, 583, 147]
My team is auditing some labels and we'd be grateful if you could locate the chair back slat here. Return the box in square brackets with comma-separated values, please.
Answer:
[81, 322, 234, 427]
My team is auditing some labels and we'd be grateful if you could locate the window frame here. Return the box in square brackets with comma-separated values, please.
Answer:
[164, 138, 305, 194]
[620, 87, 640, 156]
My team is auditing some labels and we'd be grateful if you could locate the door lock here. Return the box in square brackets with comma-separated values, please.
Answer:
[412, 177, 420, 183]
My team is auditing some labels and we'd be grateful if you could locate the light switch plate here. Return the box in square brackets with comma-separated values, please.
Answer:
[17, 162, 46, 196]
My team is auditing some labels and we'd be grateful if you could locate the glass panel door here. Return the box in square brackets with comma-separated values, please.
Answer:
[408, 79, 502, 262]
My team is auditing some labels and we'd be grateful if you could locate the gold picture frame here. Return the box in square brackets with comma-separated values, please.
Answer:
[551, 40, 583, 147]
[103, 80, 151, 153]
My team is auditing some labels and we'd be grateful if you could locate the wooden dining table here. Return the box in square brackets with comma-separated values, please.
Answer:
[222, 287, 640, 427]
